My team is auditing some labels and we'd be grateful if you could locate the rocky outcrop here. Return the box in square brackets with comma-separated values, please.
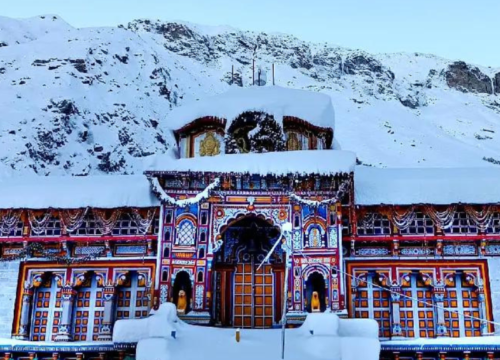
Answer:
[495, 73, 500, 95]
[445, 61, 493, 94]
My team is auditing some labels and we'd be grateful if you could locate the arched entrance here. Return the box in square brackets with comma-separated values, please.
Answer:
[212, 215, 284, 328]
[305, 272, 327, 313]
[172, 271, 192, 314]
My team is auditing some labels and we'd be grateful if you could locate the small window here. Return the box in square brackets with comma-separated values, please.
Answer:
[161, 268, 169, 282]
[165, 210, 173, 224]
[197, 271, 204, 283]
[176, 220, 196, 246]
[201, 212, 208, 225]
[198, 247, 205, 259]
[163, 246, 170, 258]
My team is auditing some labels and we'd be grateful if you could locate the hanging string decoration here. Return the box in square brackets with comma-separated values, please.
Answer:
[0, 210, 22, 235]
[60, 208, 88, 233]
[464, 205, 497, 232]
[289, 179, 350, 208]
[93, 209, 122, 235]
[28, 210, 53, 235]
[148, 176, 221, 207]
[130, 208, 157, 235]
[390, 206, 417, 231]
[360, 212, 376, 229]
[424, 205, 457, 230]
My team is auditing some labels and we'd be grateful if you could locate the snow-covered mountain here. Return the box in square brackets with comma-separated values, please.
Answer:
[1, 14, 499, 175]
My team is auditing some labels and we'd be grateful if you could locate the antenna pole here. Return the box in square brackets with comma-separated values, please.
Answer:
[273, 63, 275, 85]
[232, 65, 234, 85]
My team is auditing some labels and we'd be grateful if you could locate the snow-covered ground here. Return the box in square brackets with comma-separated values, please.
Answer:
[113, 304, 380, 360]
[0, 15, 499, 175]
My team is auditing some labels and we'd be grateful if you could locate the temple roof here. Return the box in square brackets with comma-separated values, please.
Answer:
[355, 166, 500, 205]
[145, 150, 356, 176]
[167, 86, 335, 131]
[0, 175, 159, 209]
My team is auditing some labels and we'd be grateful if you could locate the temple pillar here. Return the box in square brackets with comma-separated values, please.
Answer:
[392, 352, 399, 360]
[415, 351, 423, 360]
[390, 284, 402, 337]
[463, 351, 470, 360]
[98, 284, 117, 341]
[16, 284, 34, 340]
[439, 352, 446, 360]
[54, 284, 77, 342]
[433, 283, 447, 336]
[478, 287, 489, 335]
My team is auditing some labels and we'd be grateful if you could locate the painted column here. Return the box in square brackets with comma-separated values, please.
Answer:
[433, 283, 448, 336]
[390, 284, 402, 337]
[97, 285, 117, 341]
[54, 284, 77, 342]
[477, 286, 489, 335]
[16, 284, 34, 340]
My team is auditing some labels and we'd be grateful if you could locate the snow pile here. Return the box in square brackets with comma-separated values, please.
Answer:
[146, 150, 356, 175]
[113, 303, 179, 343]
[118, 309, 379, 360]
[0, 175, 159, 209]
[355, 166, 500, 205]
[167, 86, 335, 130]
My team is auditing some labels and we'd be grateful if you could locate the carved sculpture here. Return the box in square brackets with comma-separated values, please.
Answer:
[199, 132, 220, 156]
[177, 289, 187, 314]
[311, 291, 321, 312]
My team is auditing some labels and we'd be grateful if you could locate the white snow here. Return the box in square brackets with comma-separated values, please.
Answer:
[0, 175, 159, 209]
[117, 304, 380, 360]
[146, 150, 356, 175]
[166, 86, 335, 131]
[355, 166, 500, 205]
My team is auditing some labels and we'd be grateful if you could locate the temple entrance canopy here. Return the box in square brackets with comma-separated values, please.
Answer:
[212, 215, 285, 328]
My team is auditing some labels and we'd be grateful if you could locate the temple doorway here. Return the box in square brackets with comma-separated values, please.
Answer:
[305, 272, 327, 313]
[173, 271, 192, 314]
[213, 215, 284, 328]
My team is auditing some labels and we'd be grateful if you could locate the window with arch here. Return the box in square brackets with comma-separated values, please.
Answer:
[30, 274, 62, 341]
[399, 273, 434, 338]
[115, 272, 150, 320]
[176, 219, 196, 246]
[307, 227, 323, 248]
[72, 273, 104, 341]
[443, 273, 482, 337]
[353, 272, 391, 338]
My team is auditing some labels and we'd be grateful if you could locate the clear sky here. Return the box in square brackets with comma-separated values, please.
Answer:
[2, 0, 499, 67]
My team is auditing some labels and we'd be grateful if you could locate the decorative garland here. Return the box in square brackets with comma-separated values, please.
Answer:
[424, 205, 456, 230]
[149, 176, 221, 207]
[27, 210, 52, 235]
[60, 208, 88, 233]
[465, 205, 497, 232]
[0, 210, 22, 235]
[288, 180, 350, 207]
[131, 208, 157, 235]
[93, 209, 122, 235]
[0, 242, 105, 265]
[390, 206, 417, 231]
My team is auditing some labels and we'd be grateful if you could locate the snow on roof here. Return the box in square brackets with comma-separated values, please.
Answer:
[355, 166, 500, 205]
[167, 86, 335, 131]
[0, 175, 159, 209]
[146, 150, 356, 176]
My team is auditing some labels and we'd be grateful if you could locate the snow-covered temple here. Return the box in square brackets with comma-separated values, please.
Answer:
[0, 86, 500, 359]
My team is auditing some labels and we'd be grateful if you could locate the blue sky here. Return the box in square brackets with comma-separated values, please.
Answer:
[3, 0, 499, 67]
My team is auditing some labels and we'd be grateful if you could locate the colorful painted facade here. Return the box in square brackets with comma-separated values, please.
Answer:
[0, 87, 499, 360]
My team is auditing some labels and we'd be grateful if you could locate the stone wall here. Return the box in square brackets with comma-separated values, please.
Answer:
[0, 261, 20, 337]
[487, 258, 500, 334]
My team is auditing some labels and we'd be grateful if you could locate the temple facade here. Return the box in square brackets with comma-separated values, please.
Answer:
[0, 86, 499, 359]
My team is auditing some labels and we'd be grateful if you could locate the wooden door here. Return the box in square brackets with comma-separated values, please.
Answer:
[233, 262, 274, 328]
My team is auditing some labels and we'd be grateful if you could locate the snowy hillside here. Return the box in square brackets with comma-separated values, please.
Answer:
[1, 15, 500, 175]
